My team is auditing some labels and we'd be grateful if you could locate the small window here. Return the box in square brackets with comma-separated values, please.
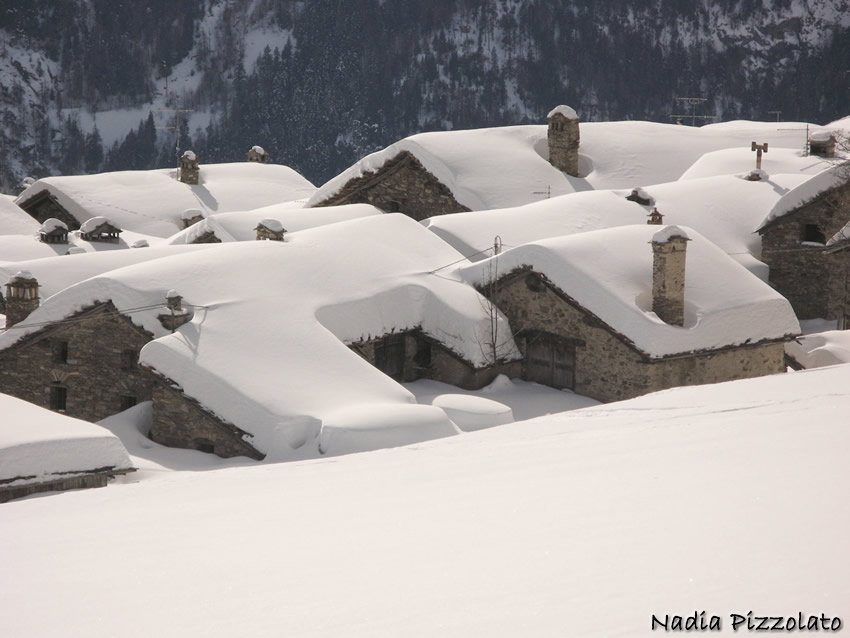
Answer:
[119, 395, 137, 412]
[801, 223, 825, 244]
[121, 349, 138, 370]
[49, 385, 67, 411]
[52, 340, 68, 363]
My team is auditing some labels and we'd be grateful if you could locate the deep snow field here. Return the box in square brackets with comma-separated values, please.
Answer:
[1, 364, 847, 637]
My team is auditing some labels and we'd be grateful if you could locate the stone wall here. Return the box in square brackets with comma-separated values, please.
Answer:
[149, 376, 264, 460]
[652, 236, 687, 326]
[350, 330, 519, 390]
[494, 270, 786, 402]
[0, 303, 155, 422]
[312, 151, 470, 221]
[17, 190, 80, 230]
[0, 468, 132, 503]
[760, 182, 850, 321]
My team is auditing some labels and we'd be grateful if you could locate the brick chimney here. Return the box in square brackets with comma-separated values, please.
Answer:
[4, 271, 40, 328]
[547, 105, 580, 177]
[651, 226, 690, 326]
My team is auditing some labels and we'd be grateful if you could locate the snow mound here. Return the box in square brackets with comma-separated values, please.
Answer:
[651, 225, 690, 243]
[431, 394, 514, 432]
[547, 105, 578, 120]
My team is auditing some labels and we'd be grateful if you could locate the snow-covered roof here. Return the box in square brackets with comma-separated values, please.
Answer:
[0, 194, 39, 236]
[309, 119, 834, 213]
[182, 150, 197, 161]
[181, 207, 204, 221]
[40, 218, 68, 233]
[80, 216, 117, 233]
[757, 164, 848, 231]
[256, 218, 284, 233]
[166, 203, 383, 244]
[0, 244, 214, 300]
[0, 392, 132, 485]
[458, 225, 799, 357]
[0, 215, 521, 460]
[425, 166, 831, 280]
[15, 163, 317, 237]
[547, 105, 578, 120]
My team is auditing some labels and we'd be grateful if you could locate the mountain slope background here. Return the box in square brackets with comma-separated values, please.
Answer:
[1, 0, 849, 189]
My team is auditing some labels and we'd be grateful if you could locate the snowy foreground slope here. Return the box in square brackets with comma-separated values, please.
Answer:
[1, 365, 847, 637]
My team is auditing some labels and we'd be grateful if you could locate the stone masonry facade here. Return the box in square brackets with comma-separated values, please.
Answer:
[350, 329, 520, 390]
[149, 376, 265, 460]
[312, 151, 470, 221]
[492, 270, 786, 402]
[652, 235, 688, 326]
[759, 181, 850, 321]
[547, 113, 580, 177]
[17, 190, 81, 230]
[0, 303, 155, 422]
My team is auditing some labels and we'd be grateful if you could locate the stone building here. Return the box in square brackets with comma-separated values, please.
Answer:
[0, 301, 155, 422]
[349, 330, 520, 390]
[546, 105, 580, 177]
[16, 188, 81, 230]
[757, 176, 850, 321]
[312, 150, 470, 221]
[461, 225, 798, 403]
[308, 106, 583, 220]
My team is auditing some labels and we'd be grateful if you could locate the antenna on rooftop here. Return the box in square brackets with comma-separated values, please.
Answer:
[155, 108, 195, 166]
[533, 185, 551, 199]
[670, 97, 715, 127]
[778, 124, 810, 157]
[768, 110, 781, 122]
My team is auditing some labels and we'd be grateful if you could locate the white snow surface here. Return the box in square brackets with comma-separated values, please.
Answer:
[651, 224, 690, 243]
[165, 203, 380, 244]
[757, 163, 849, 230]
[1, 363, 847, 636]
[79, 215, 113, 233]
[0, 215, 521, 459]
[787, 331, 850, 368]
[14, 163, 316, 237]
[0, 194, 39, 235]
[310, 119, 835, 212]
[0, 393, 132, 483]
[424, 166, 829, 279]
[458, 225, 799, 357]
[40, 218, 68, 232]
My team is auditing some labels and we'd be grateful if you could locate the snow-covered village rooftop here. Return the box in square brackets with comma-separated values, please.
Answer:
[15, 162, 317, 237]
[1, 112, 848, 636]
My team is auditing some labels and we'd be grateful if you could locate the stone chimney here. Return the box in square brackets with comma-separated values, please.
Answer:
[181, 208, 205, 229]
[4, 271, 40, 328]
[809, 131, 836, 158]
[651, 226, 690, 327]
[246, 145, 270, 163]
[254, 218, 286, 241]
[157, 290, 194, 332]
[179, 150, 200, 185]
[547, 105, 580, 177]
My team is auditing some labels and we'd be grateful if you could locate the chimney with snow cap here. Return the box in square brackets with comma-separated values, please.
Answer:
[181, 208, 205, 229]
[4, 271, 40, 328]
[547, 105, 580, 177]
[179, 150, 200, 185]
[651, 226, 690, 327]
[246, 145, 270, 163]
[158, 289, 193, 332]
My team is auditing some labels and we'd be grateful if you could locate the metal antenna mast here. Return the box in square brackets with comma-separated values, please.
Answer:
[670, 97, 715, 126]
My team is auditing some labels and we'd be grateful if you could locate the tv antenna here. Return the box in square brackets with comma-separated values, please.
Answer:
[670, 97, 715, 127]
[155, 109, 194, 164]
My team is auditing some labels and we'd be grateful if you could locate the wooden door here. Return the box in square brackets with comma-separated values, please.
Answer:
[526, 336, 575, 390]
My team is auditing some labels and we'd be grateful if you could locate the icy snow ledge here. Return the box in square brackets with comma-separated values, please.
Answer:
[316, 404, 460, 457]
[547, 104, 579, 120]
